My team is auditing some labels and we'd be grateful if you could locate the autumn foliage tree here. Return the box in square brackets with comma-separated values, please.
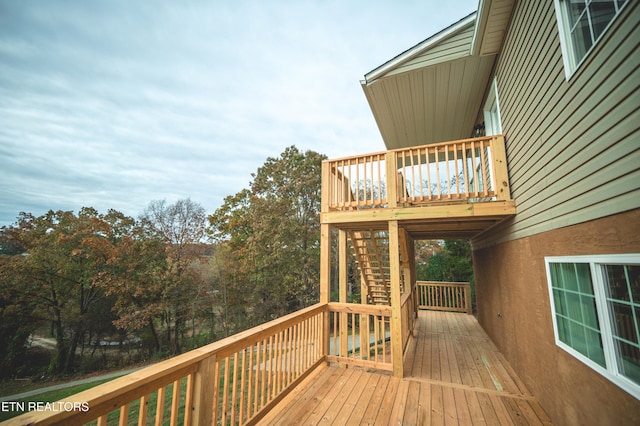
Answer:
[139, 198, 208, 354]
[209, 146, 325, 328]
[0, 209, 120, 373]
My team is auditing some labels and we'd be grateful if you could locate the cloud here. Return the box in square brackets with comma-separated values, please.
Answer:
[0, 0, 478, 226]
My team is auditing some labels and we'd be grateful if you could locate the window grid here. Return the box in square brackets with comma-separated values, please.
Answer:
[546, 255, 640, 399]
[555, 0, 629, 78]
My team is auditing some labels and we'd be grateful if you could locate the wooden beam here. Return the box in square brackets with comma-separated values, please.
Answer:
[320, 223, 331, 304]
[388, 220, 404, 378]
[321, 201, 516, 225]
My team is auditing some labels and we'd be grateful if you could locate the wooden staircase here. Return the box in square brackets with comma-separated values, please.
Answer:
[349, 229, 392, 305]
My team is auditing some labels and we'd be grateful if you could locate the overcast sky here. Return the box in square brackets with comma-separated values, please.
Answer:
[0, 0, 477, 227]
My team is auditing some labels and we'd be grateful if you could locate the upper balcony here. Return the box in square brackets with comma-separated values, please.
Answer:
[321, 135, 516, 239]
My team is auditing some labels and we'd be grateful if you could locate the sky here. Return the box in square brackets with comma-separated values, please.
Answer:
[0, 0, 478, 227]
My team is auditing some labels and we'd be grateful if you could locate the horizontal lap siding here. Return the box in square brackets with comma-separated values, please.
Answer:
[387, 23, 475, 77]
[474, 1, 640, 248]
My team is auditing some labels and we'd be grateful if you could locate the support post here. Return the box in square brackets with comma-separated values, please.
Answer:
[388, 220, 404, 377]
[320, 223, 331, 361]
[191, 355, 217, 426]
[385, 151, 398, 208]
[339, 230, 348, 361]
[490, 135, 511, 200]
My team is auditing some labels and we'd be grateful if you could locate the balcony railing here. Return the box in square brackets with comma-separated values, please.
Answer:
[9, 280, 481, 426]
[417, 281, 472, 314]
[322, 135, 511, 212]
[9, 302, 415, 426]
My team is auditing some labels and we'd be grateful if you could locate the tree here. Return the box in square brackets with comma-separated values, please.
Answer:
[93, 213, 168, 355]
[209, 146, 326, 326]
[139, 198, 208, 354]
[418, 239, 474, 283]
[0, 209, 120, 373]
[0, 249, 38, 378]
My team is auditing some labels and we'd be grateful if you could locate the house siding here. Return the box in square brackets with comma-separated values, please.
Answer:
[470, 1, 640, 424]
[386, 22, 475, 77]
[474, 0, 640, 248]
[474, 209, 640, 426]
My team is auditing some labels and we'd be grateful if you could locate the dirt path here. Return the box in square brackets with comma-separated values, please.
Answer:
[0, 365, 147, 402]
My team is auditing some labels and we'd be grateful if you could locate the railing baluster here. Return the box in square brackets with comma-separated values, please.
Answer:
[479, 139, 488, 196]
[170, 379, 180, 426]
[118, 403, 129, 426]
[139, 394, 149, 426]
[155, 386, 166, 426]
[418, 147, 425, 202]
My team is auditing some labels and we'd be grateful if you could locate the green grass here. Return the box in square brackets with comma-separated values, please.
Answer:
[0, 378, 115, 422]
[0, 377, 189, 425]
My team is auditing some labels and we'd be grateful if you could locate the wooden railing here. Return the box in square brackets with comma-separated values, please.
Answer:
[323, 135, 510, 211]
[327, 303, 392, 371]
[10, 304, 326, 426]
[417, 281, 472, 314]
[400, 290, 417, 351]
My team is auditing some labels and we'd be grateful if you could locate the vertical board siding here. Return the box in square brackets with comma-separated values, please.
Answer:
[474, 1, 640, 248]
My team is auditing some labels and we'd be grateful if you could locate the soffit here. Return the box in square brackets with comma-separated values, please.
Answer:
[361, 54, 495, 150]
[472, 0, 515, 56]
[360, 1, 515, 151]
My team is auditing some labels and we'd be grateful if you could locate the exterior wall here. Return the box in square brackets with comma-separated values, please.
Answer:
[386, 21, 475, 77]
[474, 0, 640, 248]
[472, 3, 640, 421]
[473, 208, 640, 426]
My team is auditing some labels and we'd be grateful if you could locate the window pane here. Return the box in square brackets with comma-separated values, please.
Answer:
[614, 339, 640, 385]
[550, 262, 604, 366]
[585, 327, 606, 367]
[570, 10, 593, 63]
[605, 264, 640, 385]
[576, 263, 593, 293]
[560, 0, 627, 74]
[566, 291, 584, 322]
[554, 289, 567, 315]
[611, 302, 638, 344]
[551, 263, 590, 292]
[607, 265, 631, 301]
[557, 314, 570, 343]
[581, 294, 599, 329]
[628, 265, 640, 302]
[589, 1, 617, 40]
[566, 0, 587, 27]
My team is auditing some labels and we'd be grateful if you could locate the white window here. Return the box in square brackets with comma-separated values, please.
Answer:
[483, 78, 502, 136]
[545, 254, 640, 399]
[554, 0, 629, 79]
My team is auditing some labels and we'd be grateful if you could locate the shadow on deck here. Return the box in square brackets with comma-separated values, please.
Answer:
[258, 311, 552, 425]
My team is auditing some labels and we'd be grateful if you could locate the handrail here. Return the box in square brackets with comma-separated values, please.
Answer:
[417, 281, 472, 314]
[323, 135, 511, 211]
[9, 303, 327, 426]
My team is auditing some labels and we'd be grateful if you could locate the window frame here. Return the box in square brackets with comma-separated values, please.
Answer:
[483, 78, 502, 136]
[545, 253, 640, 399]
[553, 0, 629, 80]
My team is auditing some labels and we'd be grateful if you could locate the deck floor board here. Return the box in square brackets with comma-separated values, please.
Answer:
[258, 311, 552, 425]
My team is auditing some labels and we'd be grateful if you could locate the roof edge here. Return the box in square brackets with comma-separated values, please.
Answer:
[364, 11, 477, 85]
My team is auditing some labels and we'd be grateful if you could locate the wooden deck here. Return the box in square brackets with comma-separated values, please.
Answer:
[258, 311, 552, 425]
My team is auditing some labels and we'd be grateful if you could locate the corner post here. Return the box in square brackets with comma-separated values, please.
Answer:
[191, 355, 217, 426]
[490, 135, 511, 200]
[320, 223, 332, 362]
[388, 220, 404, 377]
[385, 151, 398, 208]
